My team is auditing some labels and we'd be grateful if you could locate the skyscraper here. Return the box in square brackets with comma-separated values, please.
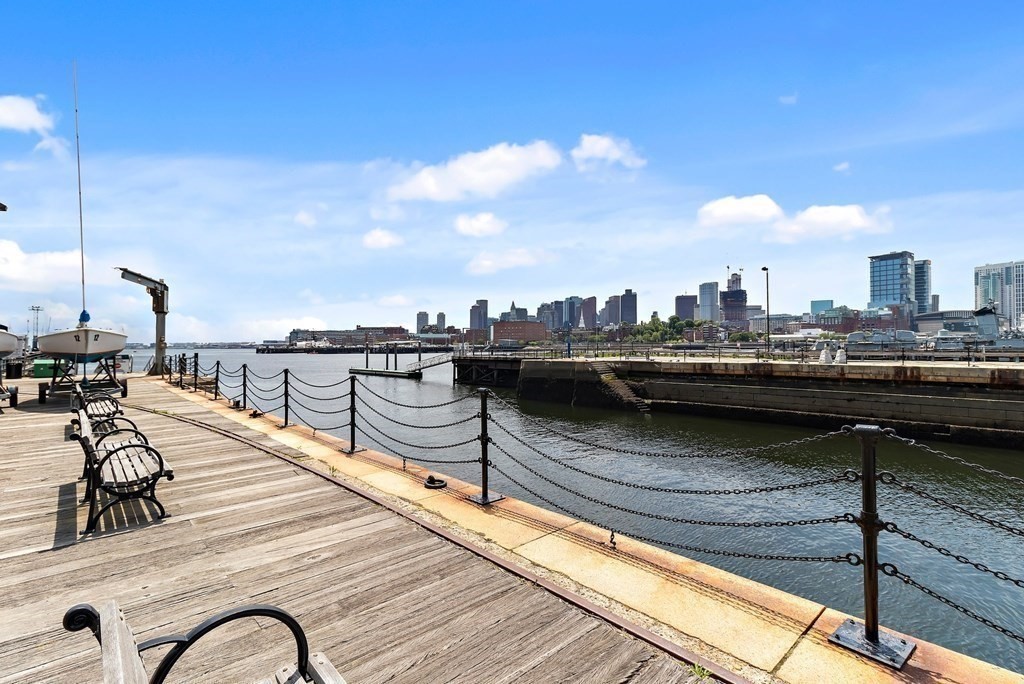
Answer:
[581, 296, 597, 328]
[868, 251, 915, 310]
[914, 260, 932, 314]
[975, 261, 1024, 329]
[553, 300, 565, 328]
[605, 295, 621, 325]
[416, 311, 429, 333]
[563, 296, 583, 328]
[436, 312, 446, 331]
[475, 299, 489, 329]
[620, 289, 637, 324]
[675, 294, 698, 321]
[699, 282, 719, 321]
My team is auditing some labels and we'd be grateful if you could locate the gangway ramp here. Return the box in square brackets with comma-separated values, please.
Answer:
[406, 352, 452, 372]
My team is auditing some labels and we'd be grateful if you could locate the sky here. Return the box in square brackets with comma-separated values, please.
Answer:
[2, 2, 1024, 342]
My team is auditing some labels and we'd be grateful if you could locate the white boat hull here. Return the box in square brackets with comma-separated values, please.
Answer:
[0, 330, 17, 360]
[37, 327, 127, 364]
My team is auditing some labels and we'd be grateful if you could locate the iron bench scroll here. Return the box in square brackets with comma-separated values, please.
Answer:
[70, 407, 174, 534]
[64, 600, 347, 683]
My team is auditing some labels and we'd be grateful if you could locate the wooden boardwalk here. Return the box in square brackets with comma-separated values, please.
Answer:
[0, 378, 700, 683]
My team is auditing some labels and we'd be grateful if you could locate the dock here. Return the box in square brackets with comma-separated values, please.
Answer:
[349, 367, 423, 379]
[1, 375, 1018, 683]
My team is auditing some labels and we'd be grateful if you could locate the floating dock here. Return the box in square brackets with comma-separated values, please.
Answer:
[349, 367, 422, 379]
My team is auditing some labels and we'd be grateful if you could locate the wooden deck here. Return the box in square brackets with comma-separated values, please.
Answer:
[0, 378, 700, 683]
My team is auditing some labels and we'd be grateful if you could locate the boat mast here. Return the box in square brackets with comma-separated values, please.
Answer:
[73, 62, 86, 314]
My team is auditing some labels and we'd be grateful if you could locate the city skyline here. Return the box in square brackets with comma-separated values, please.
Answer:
[3, 4, 1024, 342]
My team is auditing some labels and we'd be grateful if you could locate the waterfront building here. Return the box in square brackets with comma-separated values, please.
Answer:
[675, 294, 698, 321]
[437, 312, 446, 331]
[975, 260, 1024, 329]
[581, 296, 598, 328]
[810, 300, 834, 317]
[620, 289, 638, 324]
[605, 295, 621, 326]
[914, 310, 976, 335]
[491, 320, 548, 343]
[416, 311, 429, 333]
[288, 326, 409, 345]
[868, 251, 916, 311]
[914, 260, 932, 314]
[699, 282, 720, 321]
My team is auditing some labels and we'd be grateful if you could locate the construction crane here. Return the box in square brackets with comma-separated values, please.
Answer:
[117, 267, 169, 375]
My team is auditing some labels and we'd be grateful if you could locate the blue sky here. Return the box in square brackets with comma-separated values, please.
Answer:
[2, 2, 1024, 341]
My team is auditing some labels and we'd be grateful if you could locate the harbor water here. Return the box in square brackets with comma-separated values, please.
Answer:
[149, 349, 1024, 673]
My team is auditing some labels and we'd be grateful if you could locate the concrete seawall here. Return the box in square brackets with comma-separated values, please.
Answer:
[517, 359, 1024, 447]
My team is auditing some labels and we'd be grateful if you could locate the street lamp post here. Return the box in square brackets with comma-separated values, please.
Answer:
[762, 266, 770, 357]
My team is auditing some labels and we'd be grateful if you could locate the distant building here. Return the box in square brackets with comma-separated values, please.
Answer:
[817, 306, 860, 333]
[553, 300, 565, 328]
[914, 260, 932, 314]
[868, 251, 916, 311]
[470, 299, 489, 330]
[675, 294, 698, 321]
[699, 282, 719, 321]
[581, 296, 597, 328]
[499, 301, 529, 322]
[536, 302, 556, 330]
[810, 300, 834, 317]
[289, 326, 409, 346]
[720, 273, 747, 327]
[436, 312, 446, 331]
[563, 296, 583, 328]
[914, 310, 976, 335]
[416, 311, 429, 333]
[491, 320, 548, 343]
[930, 295, 939, 313]
[975, 260, 1024, 329]
[605, 295, 621, 326]
[620, 289, 638, 324]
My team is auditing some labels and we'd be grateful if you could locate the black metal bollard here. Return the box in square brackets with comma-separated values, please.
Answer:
[192, 353, 199, 391]
[346, 376, 362, 454]
[178, 354, 185, 388]
[283, 369, 290, 426]
[214, 361, 220, 400]
[241, 364, 248, 409]
[469, 388, 503, 505]
[829, 424, 916, 668]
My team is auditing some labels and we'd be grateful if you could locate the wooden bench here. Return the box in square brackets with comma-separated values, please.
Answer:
[64, 600, 347, 683]
[73, 383, 124, 424]
[70, 408, 174, 534]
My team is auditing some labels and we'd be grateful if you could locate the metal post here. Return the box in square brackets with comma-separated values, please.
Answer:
[469, 388, 503, 505]
[347, 375, 359, 454]
[418, 340, 422, 363]
[214, 361, 220, 400]
[283, 369, 290, 426]
[365, 345, 369, 368]
[178, 354, 185, 388]
[829, 424, 916, 668]
[192, 353, 199, 391]
[385, 346, 390, 370]
[242, 364, 248, 409]
[394, 343, 398, 369]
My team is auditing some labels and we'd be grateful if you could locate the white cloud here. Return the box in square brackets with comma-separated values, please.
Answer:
[570, 134, 646, 172]
[454, 212, 507, 237]
[466, 247, 552, 275]
[361, 227, 404, 249]
[697, 194, 784, 227]
[388, 140, 562, 202]
[293, 210, 317, 227]
[779, 93, 799, 106]
[377, 294, 412, 307]
[0, 95, 68, 156]
[770, 204, 890, 243]
[0, 239, 82, 291]
[833, 161, 851, 173]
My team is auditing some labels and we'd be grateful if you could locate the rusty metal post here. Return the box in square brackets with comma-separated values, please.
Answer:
[469, 388, 503, 505]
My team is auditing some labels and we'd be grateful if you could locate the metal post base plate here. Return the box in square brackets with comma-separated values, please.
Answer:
[828, 618, 916, 669]
[343, 446, 366, 455]
[468, 493, 505, 506]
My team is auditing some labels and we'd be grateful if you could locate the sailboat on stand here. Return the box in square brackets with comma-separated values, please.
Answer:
[37, 65, 127, 396]
[0, 326, 18, 360]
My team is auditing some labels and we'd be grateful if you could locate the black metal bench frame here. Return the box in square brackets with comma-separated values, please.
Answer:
[64, 600, 346, 683]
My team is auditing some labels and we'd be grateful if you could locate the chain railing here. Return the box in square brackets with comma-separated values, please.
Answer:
[173, 355, 1023, 669]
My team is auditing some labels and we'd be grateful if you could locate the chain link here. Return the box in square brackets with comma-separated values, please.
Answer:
[881, 563, 1024, 645]
[288, 374, 352, 389]
[883, 522, 1024, 588]
[878, 472, 1024, 538]
[488, 436, 855, 529]
[489, 416, 857, 495]
[882, 429, 1024, 486]
[287, 384, 350, 403]
[357, 395, 480, 430]
[354, 426, 482, 466]
[741, 425, 855, 453]
[486, 450, 858, 565]
[246, 369, 286, 381]
[357, 379, 477, 409]
[354, 408, 480, 450]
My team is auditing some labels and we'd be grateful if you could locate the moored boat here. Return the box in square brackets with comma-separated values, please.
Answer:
[36, 311, 127, 363]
